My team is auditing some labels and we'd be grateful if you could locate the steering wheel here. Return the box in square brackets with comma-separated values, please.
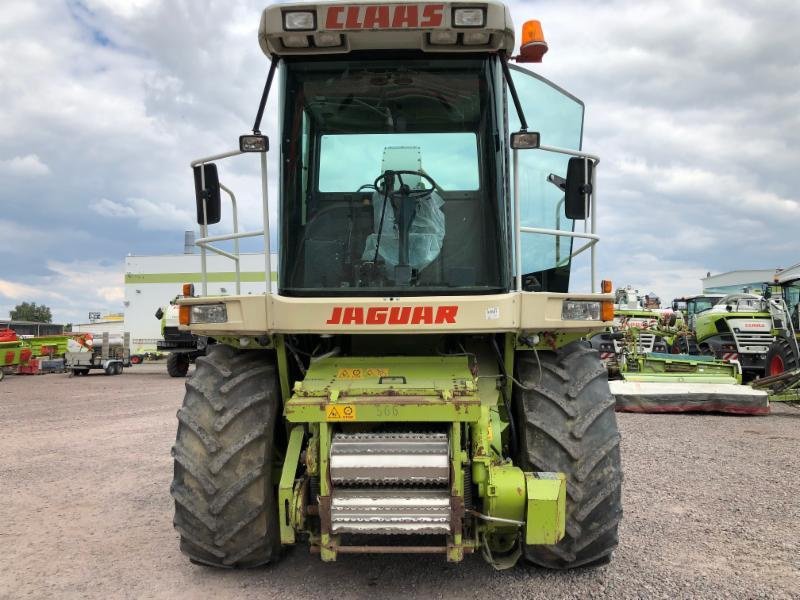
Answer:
[373, 170, 438, 200]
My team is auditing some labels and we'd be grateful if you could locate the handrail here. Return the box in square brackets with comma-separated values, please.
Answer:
[190, 149, 271, 296]
[191, 141, 598, 298]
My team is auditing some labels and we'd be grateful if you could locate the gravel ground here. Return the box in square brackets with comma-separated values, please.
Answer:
[1, 364, 798, 599]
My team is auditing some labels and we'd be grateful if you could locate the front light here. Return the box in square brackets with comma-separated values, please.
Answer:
[429, 30, 458, 45]
[314, 32, 342, 48]
[463, 31, 491, 45]
[190, 304, 227, 324]
[282, 34, 310, 48]
[453, 8, 485, 27]
[562, 301, 601, 321]
[239, 134, 269, 153]
[284, 11, 315, 31]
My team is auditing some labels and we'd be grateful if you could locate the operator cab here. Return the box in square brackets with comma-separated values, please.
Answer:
[280, 54, 506, 295]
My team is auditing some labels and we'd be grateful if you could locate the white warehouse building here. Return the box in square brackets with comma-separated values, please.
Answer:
[124, 252, 277, 347]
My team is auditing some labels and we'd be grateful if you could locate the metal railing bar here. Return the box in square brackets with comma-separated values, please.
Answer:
[519, 226, 599, 241]
[513, 149, 521, 292]
[190, 149, 243, 168]
[219, 183, 241, 294]
[538, 145, 600, 163]
[196, 230, 265, 244]
[196, 242, 240, 262]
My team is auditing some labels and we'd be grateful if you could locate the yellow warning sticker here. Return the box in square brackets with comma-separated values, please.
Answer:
[336, 367, 389, 380]
[325, 404, 357, 421]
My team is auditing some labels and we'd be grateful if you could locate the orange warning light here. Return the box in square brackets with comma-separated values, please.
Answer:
[517, 20, 548, 63]
[601, 301, 615, 322]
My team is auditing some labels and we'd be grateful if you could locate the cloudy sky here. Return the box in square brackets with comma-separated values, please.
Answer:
[0, 0, 798, 324]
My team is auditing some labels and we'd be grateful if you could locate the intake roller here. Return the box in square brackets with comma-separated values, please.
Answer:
[330, 488, 451, 534]
[329, 432, 449, 486]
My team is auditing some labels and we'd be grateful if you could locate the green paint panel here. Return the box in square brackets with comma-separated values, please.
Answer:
[694, 310, 770, 344]
[0, 344, 26, 367]
[286, 356, 481, 423]
[22, 336, 69, 358]
[624, 353, 741, 384]
[525, 473, 566, 545]
[278, 427, 305, 545]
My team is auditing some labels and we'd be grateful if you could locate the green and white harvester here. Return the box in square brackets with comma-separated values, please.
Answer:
[765, 263, 800, 377]
[752, 264, 800, 403]
[690, 293, 774, 379]
[170, 1, 623, 570]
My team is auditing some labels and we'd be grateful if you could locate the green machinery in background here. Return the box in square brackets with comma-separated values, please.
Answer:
[764, 263, 800, 377]
[0, 331, 32, 381]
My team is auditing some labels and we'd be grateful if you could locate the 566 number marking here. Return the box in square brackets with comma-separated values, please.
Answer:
[375, 405, 400, 418]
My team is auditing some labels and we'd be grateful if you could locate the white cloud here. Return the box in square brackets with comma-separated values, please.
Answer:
[90, 198, 136, 218]
[89, 197, 194, 231]
[0, 154, 50, 176]
[0, 259, 125, 324]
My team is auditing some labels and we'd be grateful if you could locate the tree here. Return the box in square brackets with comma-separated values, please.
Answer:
[10, 302, 53, 323]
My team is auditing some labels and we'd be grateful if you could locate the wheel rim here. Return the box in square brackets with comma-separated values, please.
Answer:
[769, 354, 784, 377]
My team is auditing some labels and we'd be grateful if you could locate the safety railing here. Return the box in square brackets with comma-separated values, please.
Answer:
[513, 145, 600, 293]
[191, 143, 596, 297]
[189, 149, 272, 296]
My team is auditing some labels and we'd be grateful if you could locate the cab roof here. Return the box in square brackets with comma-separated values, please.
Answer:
[259, 1, 515, 57]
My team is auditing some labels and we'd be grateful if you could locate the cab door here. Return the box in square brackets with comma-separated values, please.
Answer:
[508, 65, 585, 292]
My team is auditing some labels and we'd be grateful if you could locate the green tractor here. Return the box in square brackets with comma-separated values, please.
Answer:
[669, 294, 723, 353]
[170, 0, 622, 571]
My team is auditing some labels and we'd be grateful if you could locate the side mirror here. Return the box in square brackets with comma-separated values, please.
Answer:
[564, 157, 593, 220]
[193, 163, 221, 225]
[154, 308, 164, 320]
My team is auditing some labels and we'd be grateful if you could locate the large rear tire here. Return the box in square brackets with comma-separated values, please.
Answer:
[765, 337, 799, 377]
[171, 344, 282, 568]
[167, 353, 190, 378]
[515, 342, 623, 569]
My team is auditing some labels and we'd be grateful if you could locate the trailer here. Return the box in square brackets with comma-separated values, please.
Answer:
[65, 332, 131, 376]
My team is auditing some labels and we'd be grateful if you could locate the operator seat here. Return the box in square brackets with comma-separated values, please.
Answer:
[362, 146, 445, 278]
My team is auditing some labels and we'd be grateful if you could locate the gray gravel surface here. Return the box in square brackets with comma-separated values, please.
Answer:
[1, 364, 798, 599]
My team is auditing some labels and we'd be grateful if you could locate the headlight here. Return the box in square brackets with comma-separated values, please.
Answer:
[190, 304, 227, 324]
[562, 301, 601, 321]
[453, 7, 485, 27]
[284, 11, 315, 31]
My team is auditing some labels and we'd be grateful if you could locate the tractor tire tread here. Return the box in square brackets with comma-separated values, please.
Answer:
[171, 344, 281, 569]
[516, 342, 623, 570]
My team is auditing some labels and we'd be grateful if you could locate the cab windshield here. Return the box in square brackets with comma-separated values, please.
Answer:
[279, 56, 506, 295]
[689, 297, 723, 314]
